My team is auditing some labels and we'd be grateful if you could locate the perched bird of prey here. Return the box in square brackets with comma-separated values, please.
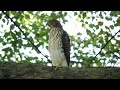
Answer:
[47, 19, 70, 67]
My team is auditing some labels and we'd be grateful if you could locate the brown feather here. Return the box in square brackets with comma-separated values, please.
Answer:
[62, 30, 70, 67]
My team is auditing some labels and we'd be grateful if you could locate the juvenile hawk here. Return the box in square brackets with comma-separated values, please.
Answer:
[47, 19, 70, 67]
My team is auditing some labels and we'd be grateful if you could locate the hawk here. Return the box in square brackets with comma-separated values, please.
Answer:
[47, 19, 70, 67]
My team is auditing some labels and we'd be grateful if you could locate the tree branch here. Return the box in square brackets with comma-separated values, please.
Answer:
[2, 11, 51, 63]
[87, 29, 120, 67]
[0, 62, 120, 79]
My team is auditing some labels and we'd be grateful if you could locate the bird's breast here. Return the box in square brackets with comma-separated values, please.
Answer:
[48, 29, 68, 67]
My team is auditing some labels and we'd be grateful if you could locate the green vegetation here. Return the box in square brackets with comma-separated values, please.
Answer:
[0, 11, 120, 67]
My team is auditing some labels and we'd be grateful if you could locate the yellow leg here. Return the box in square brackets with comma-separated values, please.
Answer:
[54, 63, 61, 70]
[55, 66, 59, 70]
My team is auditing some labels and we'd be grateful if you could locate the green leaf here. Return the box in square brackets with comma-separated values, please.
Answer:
[11, 32, 17, 39]
[82, 23, 86, 28]
[78, 50, 82, 53]
[85, 21, 88, 24]
[25, 14, 30, 19]
[105, 54, 111, 58]
[86, 29, 92, 36]
[116, 40, 120, 45]
[98, 22, 103, 26]
[40, 37, 46, 43]
[105, 26, 109, 29]
[19, 15, 24, 22]
[110, 60, 117, 64]
[46, 46, 48, 49]
[92, 16, 95, 21]
[26, 57, 34, 62]
[83, 13, 86, 19]
[28, 11, 33, 15]
[110, 11, 120, 16]
[22, 25, 28, 30]
[73, 47, 78, 50]
[63, 19, 68, 24]
[2, 47, 12, 53]
[77, 32, 82, 35]
[32, 23, 38, 31]
[98, 38, 102, 44]
[0, 37, 3, 42]
[99, 12, 103, 19]
[4, 32, 10, 38]
[34, 57, 38, 60]
[51, 12, 56, 17]
[40, 31, 46, 37]
[2, 19, 5, 23]
[89, 24, 94, 28]
[10, 24, 14, 30]
[115, 17, 120, 26]
[76, 56, 81, 60]
[118, 35, 120, 37]
[24, 43, 32, 47]
[16, 31, 21, 36]
[15, 21, 20, 26]
[11, 11, 16, 15]
[17, 39, 22, 48]
[105, 17, 112, 21]
[96, 61, 102, 67]
[92, 40, 96, 46]
[98, 29, 103, 35]
[9, 50, 14, 57]
[11, 41, 17, 47]
[84, 41, 89, 47]
[2, 42, 7, 45]
[110, 25, 114, 29]
[74, 12, 78, 16]
[93, 58, 101, 66]
[14, 47, 19, 52]
[95, 25, 99, 29]
[64, 12, 67, 16]
[70, 36, 75, 41]
[76, 39, 81, 45]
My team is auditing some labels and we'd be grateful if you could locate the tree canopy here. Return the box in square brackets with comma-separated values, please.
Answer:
[0, 11, 120, 67]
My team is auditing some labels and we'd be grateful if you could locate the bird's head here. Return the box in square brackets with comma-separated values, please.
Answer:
[46, 19, 62, 29]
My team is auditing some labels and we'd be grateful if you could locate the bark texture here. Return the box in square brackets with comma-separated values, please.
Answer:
[0, 62, 120, 79]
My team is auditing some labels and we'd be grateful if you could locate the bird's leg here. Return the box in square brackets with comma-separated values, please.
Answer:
[55, 66, 59, 70]
[54, 63, 61, 70]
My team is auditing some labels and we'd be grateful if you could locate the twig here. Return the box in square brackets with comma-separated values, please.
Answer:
[2, 11, 51, 62]
[87, 29, 120, 67]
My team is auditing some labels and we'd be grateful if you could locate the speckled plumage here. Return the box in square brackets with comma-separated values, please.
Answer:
[47, 19, 70, 67]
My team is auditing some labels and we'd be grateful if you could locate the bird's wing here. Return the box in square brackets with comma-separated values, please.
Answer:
[62, 30, 70, 67]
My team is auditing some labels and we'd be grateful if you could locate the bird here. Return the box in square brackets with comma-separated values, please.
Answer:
[46, 19, 70, 68]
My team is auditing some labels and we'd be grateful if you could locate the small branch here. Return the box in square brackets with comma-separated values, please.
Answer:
[2, 11, 51, 62]
[87, 29, 120, 67]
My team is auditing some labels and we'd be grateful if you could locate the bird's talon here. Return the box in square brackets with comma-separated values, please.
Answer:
[55, 66, 58, 70]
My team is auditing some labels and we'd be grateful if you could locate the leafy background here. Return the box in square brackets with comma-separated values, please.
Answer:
[0, 11, 120, 67]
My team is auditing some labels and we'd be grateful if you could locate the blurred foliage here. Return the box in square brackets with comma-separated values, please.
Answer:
[0, 11, 120, 67]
